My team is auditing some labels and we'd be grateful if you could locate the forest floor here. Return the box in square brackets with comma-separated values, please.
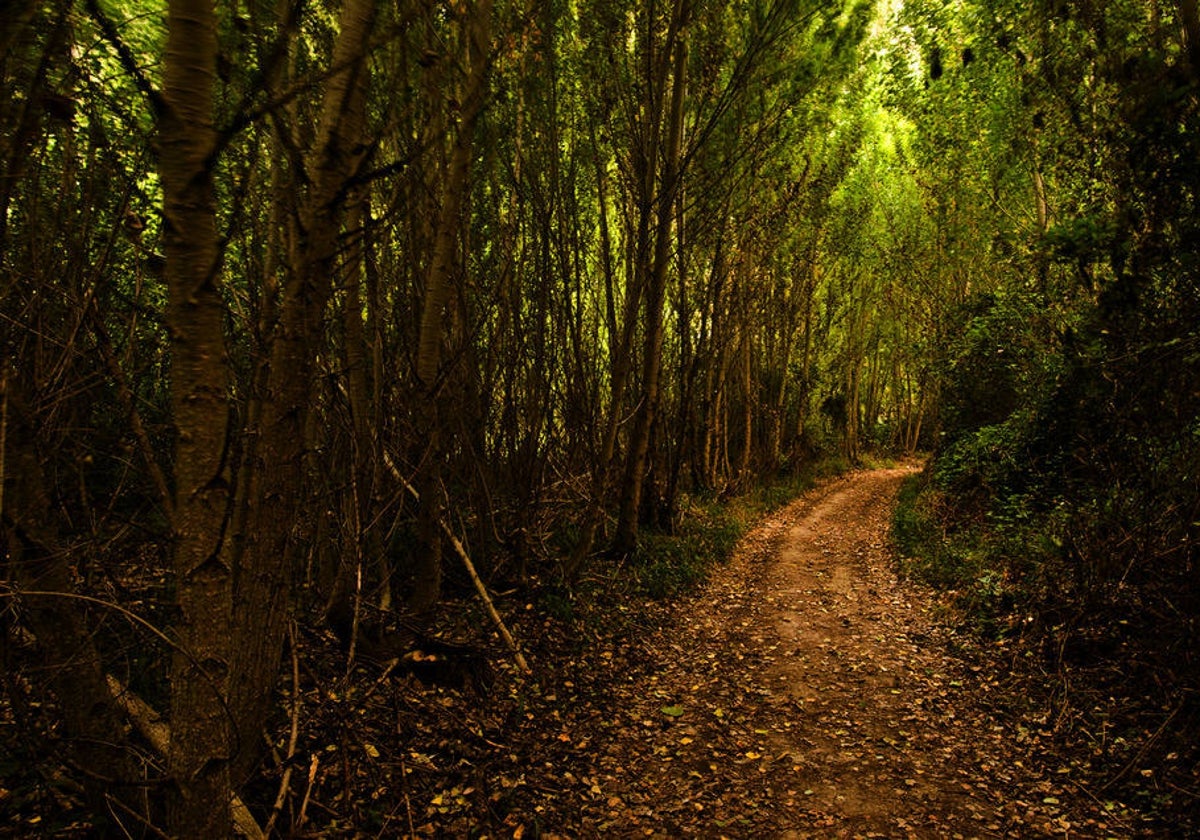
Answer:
[472, 466, 1145, 839]
[298, 466, 1170, 838]
[14, 468, 1180, 837]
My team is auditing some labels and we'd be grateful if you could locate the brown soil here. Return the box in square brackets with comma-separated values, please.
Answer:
[507, 467, 1142, 838]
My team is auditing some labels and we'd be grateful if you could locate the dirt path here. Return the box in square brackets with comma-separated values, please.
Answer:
[539, 468, 1130, 838]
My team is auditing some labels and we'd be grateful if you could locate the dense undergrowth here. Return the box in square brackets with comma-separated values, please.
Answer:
[891, 279, 1200, 831]
[887, 44, 1200, 815]
[894, 463, 1200, 834]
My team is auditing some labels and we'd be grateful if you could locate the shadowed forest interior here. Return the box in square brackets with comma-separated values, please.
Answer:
[1, 0, 1198, 836]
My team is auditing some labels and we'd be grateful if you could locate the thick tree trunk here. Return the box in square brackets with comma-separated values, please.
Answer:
[160, 1, 234, 834]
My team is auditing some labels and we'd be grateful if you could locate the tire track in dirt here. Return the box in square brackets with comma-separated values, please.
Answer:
[759, 466, 999, 838]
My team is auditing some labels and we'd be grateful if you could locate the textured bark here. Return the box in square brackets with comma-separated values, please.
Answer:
[160, 0, 234, 834]
[415, 0, 493, 389]
[1180, 0, 1200, 78]
[0, 7, 69, 280]
[329, 64, 386, 610]
[738, 329, 753, 483]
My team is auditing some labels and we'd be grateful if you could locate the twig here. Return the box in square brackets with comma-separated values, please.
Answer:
[360, 657, 401, 705]
[297, 755, 320, 831]
[83, 0, 166, 116]
[1100, 704, 1181, 792]
[1066, 778, 1136, 836]
[105, 793, 171, 840]
[347, 560, 363, 676]
[0, 368, 8, 523]
[264, 622, 303, 837]
[382, 450, 531, 674]
[399, 756, 416, 840]
[441, 519, 531, 674]
[5, 588, 236, 735]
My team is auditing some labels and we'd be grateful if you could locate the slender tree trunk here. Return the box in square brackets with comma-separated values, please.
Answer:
[563, 120, 645, 578]
[738, 328, 753, 483]
[4, 375, 148, 830]
[795, 256, 816, 452]
[1179, 0, 1200, 77]
[405, 0, 492, 610]
[845, 358, 861, 463]
[614, 2, 689, 554]
[332, 77, 388, 612]
[228, 0, 376, 784]
[415, 0, 493, 390]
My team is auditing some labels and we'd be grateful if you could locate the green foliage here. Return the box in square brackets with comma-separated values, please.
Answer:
[892, 4, 1200, 745]
[937, 292, 1062, 438]
[893, 471, 1059, 636]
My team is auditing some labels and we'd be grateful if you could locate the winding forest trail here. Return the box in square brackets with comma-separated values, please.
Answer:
[549, 467, 1129, 838]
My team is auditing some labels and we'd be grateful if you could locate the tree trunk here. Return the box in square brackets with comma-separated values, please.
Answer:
[738, 328, 753, 483]
[613, 1, 689, 554]
[409, 0, 492, 609]
[160, 1, 235, 833]
[227, 0, 376, 785]
[563, 126, 646, 579]
[3, 373, 148, 831]
[415, 0, 493, 390]
[1179, 0, 1200, 78]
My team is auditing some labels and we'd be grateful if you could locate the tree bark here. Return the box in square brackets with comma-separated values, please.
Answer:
[3, 373, 148, 831]
[415, 0, 493, 390]
[160, 0, 234, 833]
[1179, 0, 1200, 78]
[409, 0, 492, 610]
[738, 327, 753, 484]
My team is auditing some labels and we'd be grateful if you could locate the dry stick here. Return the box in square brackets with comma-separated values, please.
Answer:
[1066, 778, 1136, 836]
[297, 755, 320, 830]
[0, 369, 7, 521]
[1101, 704, 1181, 792]
[105, 794, 172, 840]
[104, 675, 266, 839]
[347, 560, 364, 675]
[382, 451, 531, 674]
[400, 756, 416, 839]
[264, 622, 303, 837]
[441, 518, 531, 675]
